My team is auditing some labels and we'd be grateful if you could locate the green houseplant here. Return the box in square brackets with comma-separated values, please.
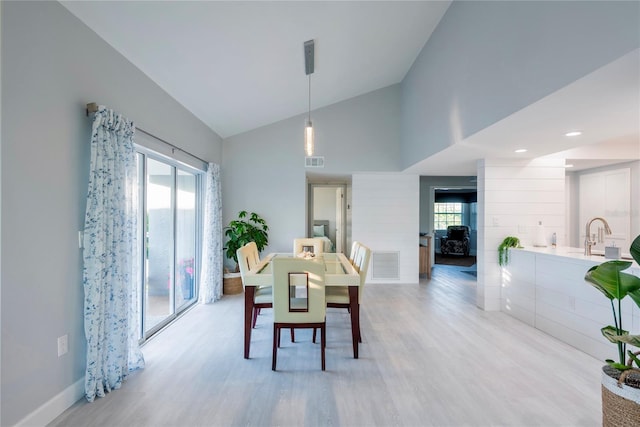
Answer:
[224, 210, 269, 269]
[584, 234, 640, 425]
[498, 236, 521, 266]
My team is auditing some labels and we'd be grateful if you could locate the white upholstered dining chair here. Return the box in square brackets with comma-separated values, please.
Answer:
[315, 243, 371, 343]
[272, 258, 326, 371]
[348, 241, 361, 265]
[293, 238, 324, 256]
[237, 243, 271, 329]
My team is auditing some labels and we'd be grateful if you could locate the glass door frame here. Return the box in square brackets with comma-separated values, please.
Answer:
[136, 148, 204, 342]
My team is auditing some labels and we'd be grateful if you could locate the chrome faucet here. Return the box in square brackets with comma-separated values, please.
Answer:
[584, 217, 612, 256]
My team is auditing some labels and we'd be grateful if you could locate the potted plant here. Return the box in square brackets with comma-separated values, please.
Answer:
[498, 236, 521, 266]
[223, 211, 269, 294]
[584, 234, 640, 425]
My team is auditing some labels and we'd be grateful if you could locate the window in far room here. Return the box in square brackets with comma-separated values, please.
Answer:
[433, 202, 463, 230]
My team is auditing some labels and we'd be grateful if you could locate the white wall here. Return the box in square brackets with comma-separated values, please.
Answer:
[477, 158, 565, 311]
[222, 85, 402, 267]
[352, 173, 420, 284]
[1, 2, 222, 425]
[401, 1, 640, 170]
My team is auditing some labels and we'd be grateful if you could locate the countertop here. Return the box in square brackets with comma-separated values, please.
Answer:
[515, 245, 639, 269]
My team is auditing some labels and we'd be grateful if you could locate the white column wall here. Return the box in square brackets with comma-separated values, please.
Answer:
[352, 173, 419, 284]
[477, 158, 566, 311]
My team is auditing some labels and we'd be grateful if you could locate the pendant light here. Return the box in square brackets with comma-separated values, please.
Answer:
[304, 39, 315, 157]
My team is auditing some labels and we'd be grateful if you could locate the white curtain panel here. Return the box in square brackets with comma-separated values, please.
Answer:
[199, 162, 223, 303]
[82, 106, 144, 402]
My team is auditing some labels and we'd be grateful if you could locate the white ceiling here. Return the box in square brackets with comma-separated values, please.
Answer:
[61, 0, 450, 138]
[62, 1, 639, 175]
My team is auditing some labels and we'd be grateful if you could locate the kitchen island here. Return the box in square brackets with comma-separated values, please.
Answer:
[502, 246, 639, 362]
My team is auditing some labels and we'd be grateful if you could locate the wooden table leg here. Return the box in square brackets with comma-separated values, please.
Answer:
[348, 285, 359, 359]
[244, 286, 255, 359]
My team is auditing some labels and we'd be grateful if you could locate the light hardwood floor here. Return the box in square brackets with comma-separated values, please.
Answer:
[49, 264, 602, 426]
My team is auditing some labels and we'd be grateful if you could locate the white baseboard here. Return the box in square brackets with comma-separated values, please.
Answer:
[15, 378, 84, 427]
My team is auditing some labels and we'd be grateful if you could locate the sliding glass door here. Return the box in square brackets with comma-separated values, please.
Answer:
[138, 152, 201, 339]
[175, 170, 197, 310]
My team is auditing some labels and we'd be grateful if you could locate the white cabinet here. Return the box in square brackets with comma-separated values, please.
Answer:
[579, 168, 630, 251]
[501, 249, 536, 326]
[504, 248, 640, 362]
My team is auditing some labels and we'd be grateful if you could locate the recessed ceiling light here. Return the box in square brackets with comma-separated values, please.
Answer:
[514, 149, 527, 153]
[565, 131, 582, 137]
[564, 164, 574, 168]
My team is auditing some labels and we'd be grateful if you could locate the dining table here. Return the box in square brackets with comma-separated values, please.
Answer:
[243, 252, 361, 359]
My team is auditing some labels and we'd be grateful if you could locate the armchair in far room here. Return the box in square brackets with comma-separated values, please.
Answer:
[440, 225, 470, 256]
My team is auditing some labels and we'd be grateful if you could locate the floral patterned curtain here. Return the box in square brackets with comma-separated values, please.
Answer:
[199, 162, 223, 303]
[83, 106, 144, 402]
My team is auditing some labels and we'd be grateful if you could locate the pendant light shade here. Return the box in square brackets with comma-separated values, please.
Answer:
[304, 39, 315, 157]
[304, 119, 314, 157]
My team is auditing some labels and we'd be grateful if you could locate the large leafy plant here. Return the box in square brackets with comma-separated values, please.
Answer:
[224, 211, 269, 268]
[584, 234, 640, 370]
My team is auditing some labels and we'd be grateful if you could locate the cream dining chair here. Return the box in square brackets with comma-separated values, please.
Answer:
[238, 242, 296, 341]
[272, 257, 326, 371]
[293, 238, 324, 257]
[314, 243, 371, 344]
[237, 242, 271, 329]
[348, 241, 361, 265]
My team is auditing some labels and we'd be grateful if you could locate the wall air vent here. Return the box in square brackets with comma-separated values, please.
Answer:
[371, 251, 400, 280]
[305, 156, 325, 168]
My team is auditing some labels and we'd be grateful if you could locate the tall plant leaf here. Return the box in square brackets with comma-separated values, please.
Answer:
[629, 234, 640, 308]
[615, 334, 640, 347]
[630, 234, 640, 265]
[584, 261, 636, 300]
[601, 325, 629, 344]
[629, 289, 640, 309]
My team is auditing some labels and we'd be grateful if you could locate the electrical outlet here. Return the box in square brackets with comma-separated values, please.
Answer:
[57, 335, 68, 357]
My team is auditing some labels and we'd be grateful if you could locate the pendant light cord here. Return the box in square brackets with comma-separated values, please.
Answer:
[308, 74, 312, 122]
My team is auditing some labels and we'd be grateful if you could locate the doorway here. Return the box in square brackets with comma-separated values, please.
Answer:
[432, 187, 477, 272]
[308, 183, 347, 253]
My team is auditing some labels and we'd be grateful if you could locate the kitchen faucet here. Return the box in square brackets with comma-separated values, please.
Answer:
[584, 217, 612, 256]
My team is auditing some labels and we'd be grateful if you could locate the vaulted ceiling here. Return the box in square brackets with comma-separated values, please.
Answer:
[62, 1, 450, 138]
[62, 1, 639, 174]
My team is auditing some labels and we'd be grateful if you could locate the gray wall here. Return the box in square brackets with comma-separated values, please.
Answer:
[1, 2, 222, 425]
[222, 85, 401, 267]
[401, 0, 640, 170]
